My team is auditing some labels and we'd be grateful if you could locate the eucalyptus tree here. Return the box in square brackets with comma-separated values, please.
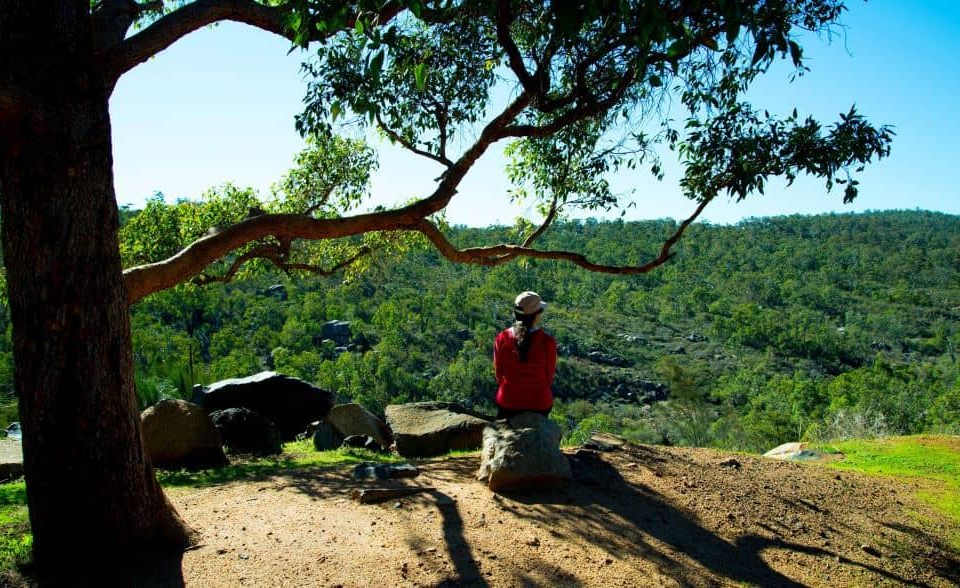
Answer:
[0, 0, 891, 574]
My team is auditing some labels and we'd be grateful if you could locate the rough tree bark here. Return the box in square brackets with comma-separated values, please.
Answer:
[0, 2, 194, 573]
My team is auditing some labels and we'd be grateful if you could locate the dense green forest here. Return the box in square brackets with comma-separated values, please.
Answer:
[1, 209, 958, 452]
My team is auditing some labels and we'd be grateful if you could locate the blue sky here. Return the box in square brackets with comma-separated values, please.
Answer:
[110, 1, 960, 226]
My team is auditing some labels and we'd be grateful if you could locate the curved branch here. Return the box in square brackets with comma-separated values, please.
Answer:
[417, 195, 712, 274]
[101, 0, 402, 81]
[194, 242, 370, 285]
[521, 194, 560, 248]
[125, 211, 405, 304]
[498, 70, 635, 139]
[495, 0, 540, 99]
[376, 112, 453, 168]
[124, 91, 533, 305]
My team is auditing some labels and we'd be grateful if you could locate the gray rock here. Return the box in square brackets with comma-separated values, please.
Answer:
[140, 399, 228, 470]
[265, 284, 288, 301]
[191, 371, 334, 440]
[352, 462, 420, 480]
[476, 412, 572, 492]
[384, 402, 491, 458]
[4, 422, 21, 441]
[325, 403, 392, 449]
[312, 422, 344, 451]
[210, 407, 282, 455]
[320, 320, 352, 346]
[763, 442, 836, 463]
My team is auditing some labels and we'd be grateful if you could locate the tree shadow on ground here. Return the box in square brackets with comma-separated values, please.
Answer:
[882, 521, 960, 585]
[492, 449, 925, 587]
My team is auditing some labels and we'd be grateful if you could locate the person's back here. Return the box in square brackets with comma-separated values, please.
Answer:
[493, 291, 557, 418]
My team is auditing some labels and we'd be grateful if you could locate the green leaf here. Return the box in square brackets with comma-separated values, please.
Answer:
[369, 49, 385, 80]
[667, 40, 686, 60]
[413, 63, 427, 92]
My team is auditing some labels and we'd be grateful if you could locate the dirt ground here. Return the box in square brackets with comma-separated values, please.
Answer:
[128, 442, 958, 587]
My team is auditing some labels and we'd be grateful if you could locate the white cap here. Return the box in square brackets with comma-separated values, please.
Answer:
[514, 291, 546, 315]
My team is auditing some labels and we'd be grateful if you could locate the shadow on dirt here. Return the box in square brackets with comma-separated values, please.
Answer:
[494, 449, 928, 587]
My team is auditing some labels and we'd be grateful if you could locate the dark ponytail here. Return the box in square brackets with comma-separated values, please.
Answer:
[513, 311, 540, 361]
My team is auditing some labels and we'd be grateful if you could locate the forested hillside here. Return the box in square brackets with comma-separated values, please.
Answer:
[2, 210, 957, 452]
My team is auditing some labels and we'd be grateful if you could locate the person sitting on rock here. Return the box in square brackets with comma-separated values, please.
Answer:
[493, 291, 557, 419]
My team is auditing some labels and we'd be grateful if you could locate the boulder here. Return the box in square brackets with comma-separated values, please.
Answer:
[210, 408, 282, 455]
[140, 399, 228, 470]
[320, 320, 351, 346]
[312, 422, 343, 451]
[325, 403, 392, 449]
[477, 412, 571, 492]
[191, 371, 334, 440]
[763, 442, 837, 463]
[265, 284, 288, 300]
[384, 402, 491, 458]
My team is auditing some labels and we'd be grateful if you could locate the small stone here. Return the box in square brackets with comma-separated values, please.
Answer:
[526, 536, 540, 547]
[604, 558, 613, 565]
[238, 553, 249, 560]
[861, 544, 882, 557]
[718, 458, 741, 470]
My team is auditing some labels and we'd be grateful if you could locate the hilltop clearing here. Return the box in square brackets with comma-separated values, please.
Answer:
[120, 441, 959, 587]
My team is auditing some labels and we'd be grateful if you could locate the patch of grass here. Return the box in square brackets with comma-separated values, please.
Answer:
[0, 481, 30, 574]
[817, 435, 960, 550]
[158, 443, 399, 488]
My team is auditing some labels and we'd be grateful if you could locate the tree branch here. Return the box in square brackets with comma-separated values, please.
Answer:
[495, 0, 540, 99]
[376, 112, 453, 168]
[124, 91, 534, 305]
[101, 0, 402, 81]
[194, 242, 370, 285]
[521, 194, 560, 248]
[416, 196, 712, 273]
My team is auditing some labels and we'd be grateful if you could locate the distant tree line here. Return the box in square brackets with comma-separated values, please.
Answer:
[1, 209, 957, 451]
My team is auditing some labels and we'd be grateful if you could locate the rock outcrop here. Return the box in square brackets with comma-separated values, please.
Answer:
[477, 412, 572, 492]
[763, 442, 837, 463]
[191, 371, 334, 440]
[384, 402, 491, 457]
[325, 403, 392, 450]
[210, 407, 282, 455]
[320, 320, 352, 346]
[140, 399, 228, 470]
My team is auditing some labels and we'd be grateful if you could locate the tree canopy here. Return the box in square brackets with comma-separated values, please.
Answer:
[116, 0, 892, 302]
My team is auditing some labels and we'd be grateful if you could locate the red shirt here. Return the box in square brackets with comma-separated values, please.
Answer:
[493, 327, 557, 412]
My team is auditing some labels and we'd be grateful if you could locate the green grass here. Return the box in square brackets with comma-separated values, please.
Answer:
[0, 481, 30, 574]
[158, 441, 400, 487]
[817, 435, 960, 549]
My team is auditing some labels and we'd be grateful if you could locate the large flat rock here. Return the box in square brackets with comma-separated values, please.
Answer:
[384, 402, 491, 458]
[192, 371, 334, 440]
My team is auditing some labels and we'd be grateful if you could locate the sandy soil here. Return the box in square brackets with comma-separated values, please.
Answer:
[123, 442, 960, 586]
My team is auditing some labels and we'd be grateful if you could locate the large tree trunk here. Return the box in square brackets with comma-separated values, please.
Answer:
[0, 2, 194, 576]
